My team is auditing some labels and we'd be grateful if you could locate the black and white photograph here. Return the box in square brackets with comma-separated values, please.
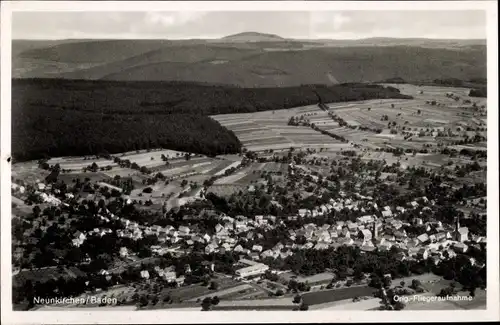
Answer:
[1, 1, 498, 323]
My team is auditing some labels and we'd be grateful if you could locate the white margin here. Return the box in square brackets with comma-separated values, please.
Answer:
[1, 1, 499, 324]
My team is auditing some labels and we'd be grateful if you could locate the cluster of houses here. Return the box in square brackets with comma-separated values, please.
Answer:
[21, 163, 486, 286]
[68, 189, 486, 281]
[139, 265, 186, 286]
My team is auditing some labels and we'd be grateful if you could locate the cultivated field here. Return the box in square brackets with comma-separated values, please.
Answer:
[212, 106, 348, 152]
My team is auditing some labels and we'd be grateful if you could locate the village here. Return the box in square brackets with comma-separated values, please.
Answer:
[11, 139, 487, 311]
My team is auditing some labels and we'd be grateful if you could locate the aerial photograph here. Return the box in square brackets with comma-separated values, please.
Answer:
[8, 8, 489, 313]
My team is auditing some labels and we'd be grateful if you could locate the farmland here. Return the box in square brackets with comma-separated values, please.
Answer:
[211, 105, 352, 152]
[212, 83, 486, 160]
[301, 286, 376, 306]
[15, 148, 251, 214]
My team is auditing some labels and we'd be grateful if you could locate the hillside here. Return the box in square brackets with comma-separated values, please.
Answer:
[12, 37, 486, 87]
[12, 78, 411, 161]
[221, 32, 285, 42]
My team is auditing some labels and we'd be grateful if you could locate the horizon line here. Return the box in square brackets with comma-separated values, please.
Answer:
[12, 36, 487, 41]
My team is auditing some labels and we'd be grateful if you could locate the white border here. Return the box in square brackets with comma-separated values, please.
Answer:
[1, 1, 499, 324]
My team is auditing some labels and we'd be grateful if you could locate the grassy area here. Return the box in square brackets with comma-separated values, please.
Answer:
[301, 286, 375, 306]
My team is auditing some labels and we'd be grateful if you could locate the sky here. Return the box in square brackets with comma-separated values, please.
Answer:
[12, 10, 487, 40]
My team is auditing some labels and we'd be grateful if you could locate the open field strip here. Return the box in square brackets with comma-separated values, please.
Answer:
[187, 284, 253, 302]
[47, 158, 116, 171]
[117, 151, 203, 167]
[207, 184, 248, 197]
[213, 171, 249, 185]
[237, 133, 282, 141]
[233, 128, 269, 135]
[207, 160, 240, 175]
[214, 161, 242, 176]
[245, 143, 296, 152]
[217, 297, 295, 307]
[49, 156, 113, 164]
[151, 157, 215, 172]
[197, 161, 228, 175]
[117, 149, 187, 159]
[311, 297, 382, 310]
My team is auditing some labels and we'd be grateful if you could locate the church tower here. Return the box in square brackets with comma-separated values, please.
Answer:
[373, 219, 378, 240]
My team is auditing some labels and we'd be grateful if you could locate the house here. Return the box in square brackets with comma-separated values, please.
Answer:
[273, 243, 285, 251]
[235, 263, 269, 278]
[175, 276, 185, 286]
[359, 229, 372, 243]
[215, 224, 224, 233]
[383, 234, 396, 242]
[261, 250, 276, 259]
[407, 247, 420, 257]
[304, 242, 314, 249]
[391, 221, 403, 230]
[454, 227, 469, 243]
[314, 243, 329, 250]
[119, 247, 128, 258]
[361, 245, 377, 252]
[205, 243, 218, 254]
[163, 271, 177, 282]
[72, 231, 87, 247]
[233, 244, 244, 253]
[341, 228, 351, 238]
[338, 237, 354, 246]
[394, 251, 407, 261]
[317, 230, 331, 242]
[356, 215, 374, 224]
[252, 245, 263, 253]
[435, 233, 447, 242]
[151, 225, 162, 234]
[178, 226, 190, 235]
[429, 256, 441, 266]
[280, 250, 293, 259]
[374, 237, 386, 246]
[347, 222, 359, 232]
[452, 243, 468, 253]
[249, 252, 260, 260]
[394, 230, 407, 239]
[378, 241, 393, 252]
[192, 235, 204, 243]
[442, 249, 457, 259]
[417, 248, 429, 260]
[140, 270, 150, 279]
[304, 229, 315, 240]
[417, 233, 429, 244]
[298, 209, 308, 218]
[414, 218, 423, 226]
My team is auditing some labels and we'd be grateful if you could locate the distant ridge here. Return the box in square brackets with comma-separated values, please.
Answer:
[12, 36, 486, 86]
[221, 32, 286, 42]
